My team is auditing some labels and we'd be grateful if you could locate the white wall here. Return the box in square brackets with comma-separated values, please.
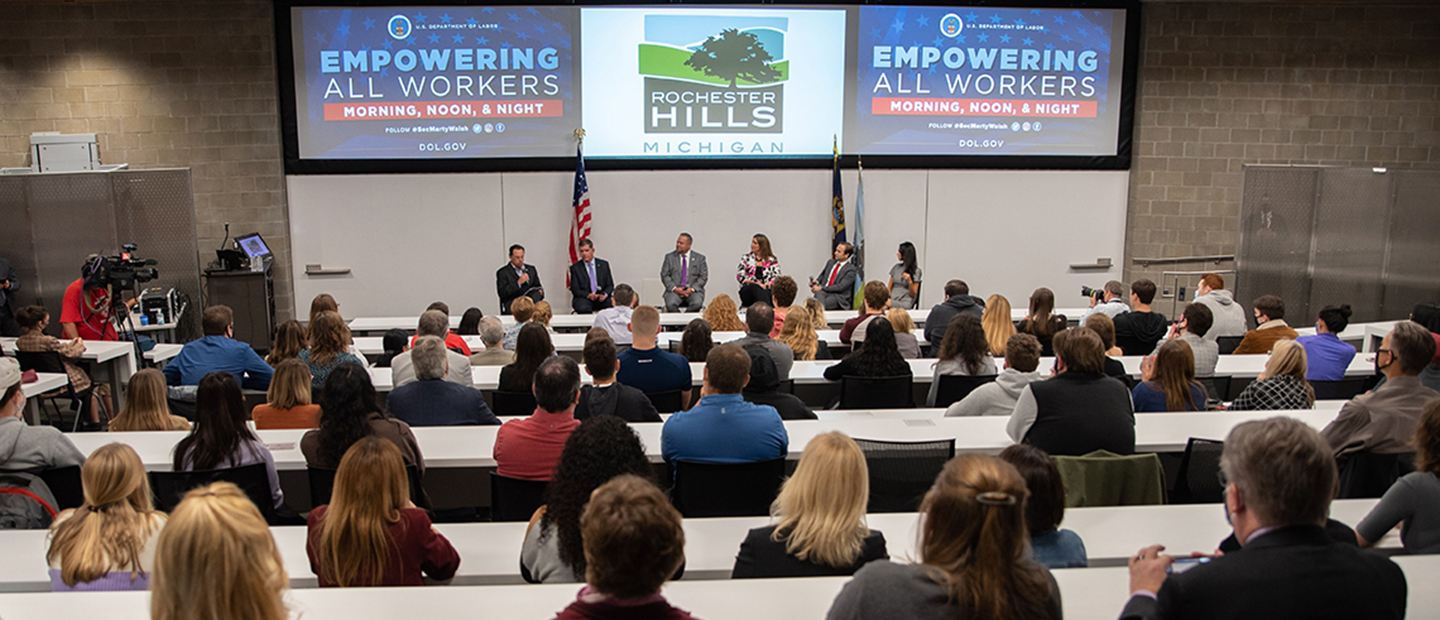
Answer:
[287, 169, 1128, 318]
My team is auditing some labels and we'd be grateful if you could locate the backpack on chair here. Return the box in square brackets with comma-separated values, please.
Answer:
[0, 472, 60, 529]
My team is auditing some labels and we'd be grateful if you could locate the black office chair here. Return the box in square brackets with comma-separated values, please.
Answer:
[150, 463, 276, 522]
[1338, 451, 1414, 499]
[37, 465, 84, 511]
[1169, 438, 1226, 504]
[308, 464, 425, 508]
[1216, 336, 1244, 355]
[670, 458, 786, 518]
[777, 379, 795, 394]
[838, 375, 914, 409]
[490, 472, 549, 522]
[491, 390, 537, 416]
[13, 351, 103, 431]
[931, 374, 999, 408]
[852, 438, 955, 513]
[1311, 377, 1370, 401]
[644, 389, 685, 414]
[1203, 376, 1233, 404]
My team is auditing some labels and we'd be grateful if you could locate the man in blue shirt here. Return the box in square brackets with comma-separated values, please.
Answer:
[387, 336, 499, 426]
[1295, 304, 1358, 381]
[617, 306, 693, 408]
[661, 343, 787, 463]
[163, 305, 273, 390]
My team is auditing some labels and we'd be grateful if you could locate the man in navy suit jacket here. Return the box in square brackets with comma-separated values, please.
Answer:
[568, 238, 614, 314]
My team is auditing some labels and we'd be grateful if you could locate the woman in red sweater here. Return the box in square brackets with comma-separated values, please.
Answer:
[306, 437, 459, 587]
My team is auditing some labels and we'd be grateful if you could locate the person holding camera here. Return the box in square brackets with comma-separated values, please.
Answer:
[1080, 280, 1129, 323]
[0, 256, 20, 337]
[60, 255, 134, 341]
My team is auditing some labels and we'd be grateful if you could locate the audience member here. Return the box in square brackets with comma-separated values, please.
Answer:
[470, 317, 515, 366]
[306, 437, 459, 587]
[1113, 279, 1169, 356]
[617, 306, 694, 406]
[0, 357, 85, 470]
[981, 294, 1017, 356]
[387, 337, 499, 427]
[301, 364, 424, 476]
[309, 293, 340, 325]
[45, 443, 165, 591]
[265, 319, 307, 366]
[299, 311, 365, 389]
[1155, 302, 1217, 378]
[662, 344, 787, 463]
[109, 369, 190, 432]
[811, 242, 858, 311]
[172, 372, 284, 513]
[1080, 280, 1129, 323]
[1192, 272, 1248, 340]
[533, 301, 555, 330]
[1413, 303, 1440, 391]
[1296, 304, 1358, 381]
[826, 454, 1061, 620]
[770, 276, 799, 337]
[734, 432, 884, 580]
[568, 238, 615, 314]
[729, 302, 794, 381]
[498, 323, 555, 393]
[1228, 339, 1316, 411]
[1118, 417, 1405, 620]
[1017, 288, 1068, 357]
[0, 256, 17, 336]
[1322, 321, 1440, 458]
[805, 297, 829, 331]
[928, 313, 998, 407]
[737, 233, 782, 308]
[495, 356, 583, 481]
[838, 281, 890, 345]
[503, 297, 537, 350]
[947, 334, 1044, 418]
[522, 416, 653, 583]
[575, 336, 660, 423]
[886, 308, 921, 359]
[150, 482, 288, 620]
[703, 293, 747, 332]
[887, 241, 922, 310]
[1085, 314, 1132, 384]
[393, 313, 476, 389]
[998, 444, 1087, 569]
[823, 319, 912, 383]
[1356, 400, 1440, 553]
[922, 279, 985, 346]
[496, 244, 544, 314]
[15, 305, 107, 421]
[678, 318, 714, 363]
[401, 303, 472, 356]
[592, 283, 638, 345]
[1133, 339, 1207, 412]
[164, 305, 273, 390]
[373, 328, 407, 368]
[551, 475, 697, 620]
[1007, 327, 1136, 456]
[662, 232, 708, 313]
[742, 345, 816, 420]
[1233, 294, 1300, 354]
[251, 359, 321, 430]
[457, 307, 483, 335]
[777, 305, 822, 361]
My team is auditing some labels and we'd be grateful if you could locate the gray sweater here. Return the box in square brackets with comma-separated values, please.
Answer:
[1356, 471, 1440, 554]
[945, 368, 1044, 417]
[826, 560, 1061, 620]
[1194, 289, 1248, 340]
[0, 416, 85, 471]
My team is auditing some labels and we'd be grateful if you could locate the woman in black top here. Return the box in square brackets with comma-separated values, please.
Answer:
[823, 319, 912, 381]
[1017, 287, 1068, 357]
[498, 323, 554, 393]
[733, 432, 886, 578]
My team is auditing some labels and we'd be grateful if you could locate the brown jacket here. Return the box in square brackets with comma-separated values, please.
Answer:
[300, 412, 424, 476]
[1321, 375, 1440, 458]
[1232, 320, 1299, 355]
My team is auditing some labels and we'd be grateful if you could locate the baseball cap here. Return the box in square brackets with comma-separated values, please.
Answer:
[0, 357, 21, 392]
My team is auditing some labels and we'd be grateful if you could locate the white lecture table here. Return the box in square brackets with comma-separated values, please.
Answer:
[18, 373, 69, 426]
[63, 406, 1346, 473]
[0, 498, 1395, 592]
[0, 555, 1434, 620]
[349, 329, 925, 356]
[1, 340, 181, 423]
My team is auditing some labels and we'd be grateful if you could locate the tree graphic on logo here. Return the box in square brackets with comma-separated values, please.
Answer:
[684, 28, 783, 88]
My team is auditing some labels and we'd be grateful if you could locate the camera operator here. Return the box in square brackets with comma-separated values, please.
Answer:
[1080, 280, 1129, 323]
[60, 254, 137, 341]
[0, 256, 19, 337]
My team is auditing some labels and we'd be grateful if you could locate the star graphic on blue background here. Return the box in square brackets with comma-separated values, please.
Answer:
[891, 17, 905, 32]
[1073, 10, 1083, 17]
[528, 7, 540, 15]
[312, 31, 326, 45]
[380, 68, 388, 77]
[535, 23, 546, 33]
[916, 14, 929, 27]
[976, 33, 989, 42]
[1077, 28, 1089, 36]
[335, 23, 349, 36]
[406, 36, 417, 46]
[501, 41, 511, 49]
[999, 34, 1011, 43]
[1022, 37, 1033, 46]
[428, 33, 441, 43]
[475, 36, 488, 45]
[414, 11, 426, 24]
[965, 11, 979, 22]
[1031, 9, 1042, 15]
[928, 64, 938, 74]
[869, 27, 881, 39]
[467, 17, 477, 26]
[932, 35, 944, 47]
[1045, 43, 1054, 50]
[1054, 15, 1067, 25]
[1060, 34, 1072, 42]
[362, 17, 375, 30]
[441, 13, 452, 24]
[956, 34, 967, 43]
[360, 44, 369, 51]
[382, 39, 394, 50]
[452, 34, 465, 43]
[508, 13, 521, 22]
[1014, 18, 1026, 26]
[990, 14, 1002, 24]
[517, 31, 529, 40]
[482, 7, 494, 13]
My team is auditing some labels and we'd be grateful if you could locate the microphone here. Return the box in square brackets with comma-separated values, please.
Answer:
[219, 222, 230, 250]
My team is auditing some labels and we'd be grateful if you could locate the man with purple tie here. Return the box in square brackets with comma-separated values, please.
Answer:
[661, 233, 708, 313]
[568, 238, 615, 314]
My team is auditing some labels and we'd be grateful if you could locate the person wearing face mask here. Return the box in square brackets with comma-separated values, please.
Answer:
[1320, 322, 1440, 459]
[1232, 295, 1299, 355]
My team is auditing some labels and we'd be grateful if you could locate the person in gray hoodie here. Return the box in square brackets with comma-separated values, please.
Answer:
[922, 279, 986, 347]
[0, 358, 85, 472]
[1192, 273, 1248, 341]
[946, 333, 1045, 417]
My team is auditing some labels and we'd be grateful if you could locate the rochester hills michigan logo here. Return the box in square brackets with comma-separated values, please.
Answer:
[640, 15, 788, 134]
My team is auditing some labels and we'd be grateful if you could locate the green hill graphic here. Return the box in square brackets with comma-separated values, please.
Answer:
[639, 43, 789, 87]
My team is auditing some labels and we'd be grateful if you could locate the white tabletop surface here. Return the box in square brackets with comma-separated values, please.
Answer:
[22, 372, 69, 396]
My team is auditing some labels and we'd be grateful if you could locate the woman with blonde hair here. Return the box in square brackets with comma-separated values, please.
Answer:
[733, 432, 887, 578]
[532, 301, 555, 331]
[982, 294, 1017, 357]
[1228, 339, 1315, 410]
[307, 437, 459, 587]
[703, 293, 747, 332]
[1017, 288, 1068, 357]
[266, 320, 307, 366]
[150, 482, 288, 620]
[826, 454, 1061, 620]
[46, 443, 166, 591]
[251, 358, 321, 430]
[886, 308, 921, 359]
[777, 305, 822, 361]
[1133, 339, 1208, 412]
[109, 368, 189, 432]
[299, 310, 365, 389]
[805, 297, 829, 331]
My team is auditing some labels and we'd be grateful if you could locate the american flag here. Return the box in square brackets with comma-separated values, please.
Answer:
[568, 143, 591, 286]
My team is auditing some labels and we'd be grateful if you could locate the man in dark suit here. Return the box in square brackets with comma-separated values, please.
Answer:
[0, 256, 20, 336]
[1120, 416, 1407, 620]
[660, 232, 707, 313]
[496, 244, 543, 315]
[809, 242, 857, 310]
[568, 238, 614, 314]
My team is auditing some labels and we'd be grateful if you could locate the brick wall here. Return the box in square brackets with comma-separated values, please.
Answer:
[1125, 3, 1440, 291]
[0, 0, 295, 320]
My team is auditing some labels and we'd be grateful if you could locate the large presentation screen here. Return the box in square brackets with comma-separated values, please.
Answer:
[280, 2, 1136, 168]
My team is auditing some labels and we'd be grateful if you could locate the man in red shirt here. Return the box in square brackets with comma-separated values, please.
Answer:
[493, 355, 582, 481]
[59, 261, 134, 341]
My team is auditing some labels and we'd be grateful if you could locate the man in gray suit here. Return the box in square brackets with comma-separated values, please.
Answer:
[810, 242, 858, 310]
[661, 232, 707, 313]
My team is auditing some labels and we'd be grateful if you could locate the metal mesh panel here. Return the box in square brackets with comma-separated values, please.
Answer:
[1311, 170, 1392, 323]
[0, 178, 38, 308]
[1236, 166, 1317, 325]
[26, 174, 117, 325]
[1382, 171, 1440, 317]
[111, 170, 202, 341]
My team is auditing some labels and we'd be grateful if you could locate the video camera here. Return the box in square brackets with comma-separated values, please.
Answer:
[84, 244, 159, 292]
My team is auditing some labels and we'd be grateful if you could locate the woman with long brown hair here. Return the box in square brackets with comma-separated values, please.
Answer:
[299, 310, 365, 389]
[266, 320, 307, 366]
[46, 443, 166, 591]
[928, 313, 998, 407]
[678, 318, 714, 363]
[109, 368, 189, 432]
[498, 322, 554, 393]
[736, 233, 782, 307]
[1016, 287, 1068, 357]
[173, 372, 285, 514]
[309, 293, 340, 325]
[306, 437, 459, 586]
[702, 293, 747, 332]
[981, 294, 1017, 357]
[251, 358, 321, 429]
[826, 454, 1061, 619]
[150, 482, 287, 620]
[1133, 339, 1207, 412]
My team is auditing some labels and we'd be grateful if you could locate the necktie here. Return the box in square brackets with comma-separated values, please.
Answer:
[587, 261, 597, 294]
[680, 255, 688, 288]
[827, 262, 841, 286]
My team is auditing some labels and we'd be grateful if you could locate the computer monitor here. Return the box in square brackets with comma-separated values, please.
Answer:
[235, 233, 272, 260]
